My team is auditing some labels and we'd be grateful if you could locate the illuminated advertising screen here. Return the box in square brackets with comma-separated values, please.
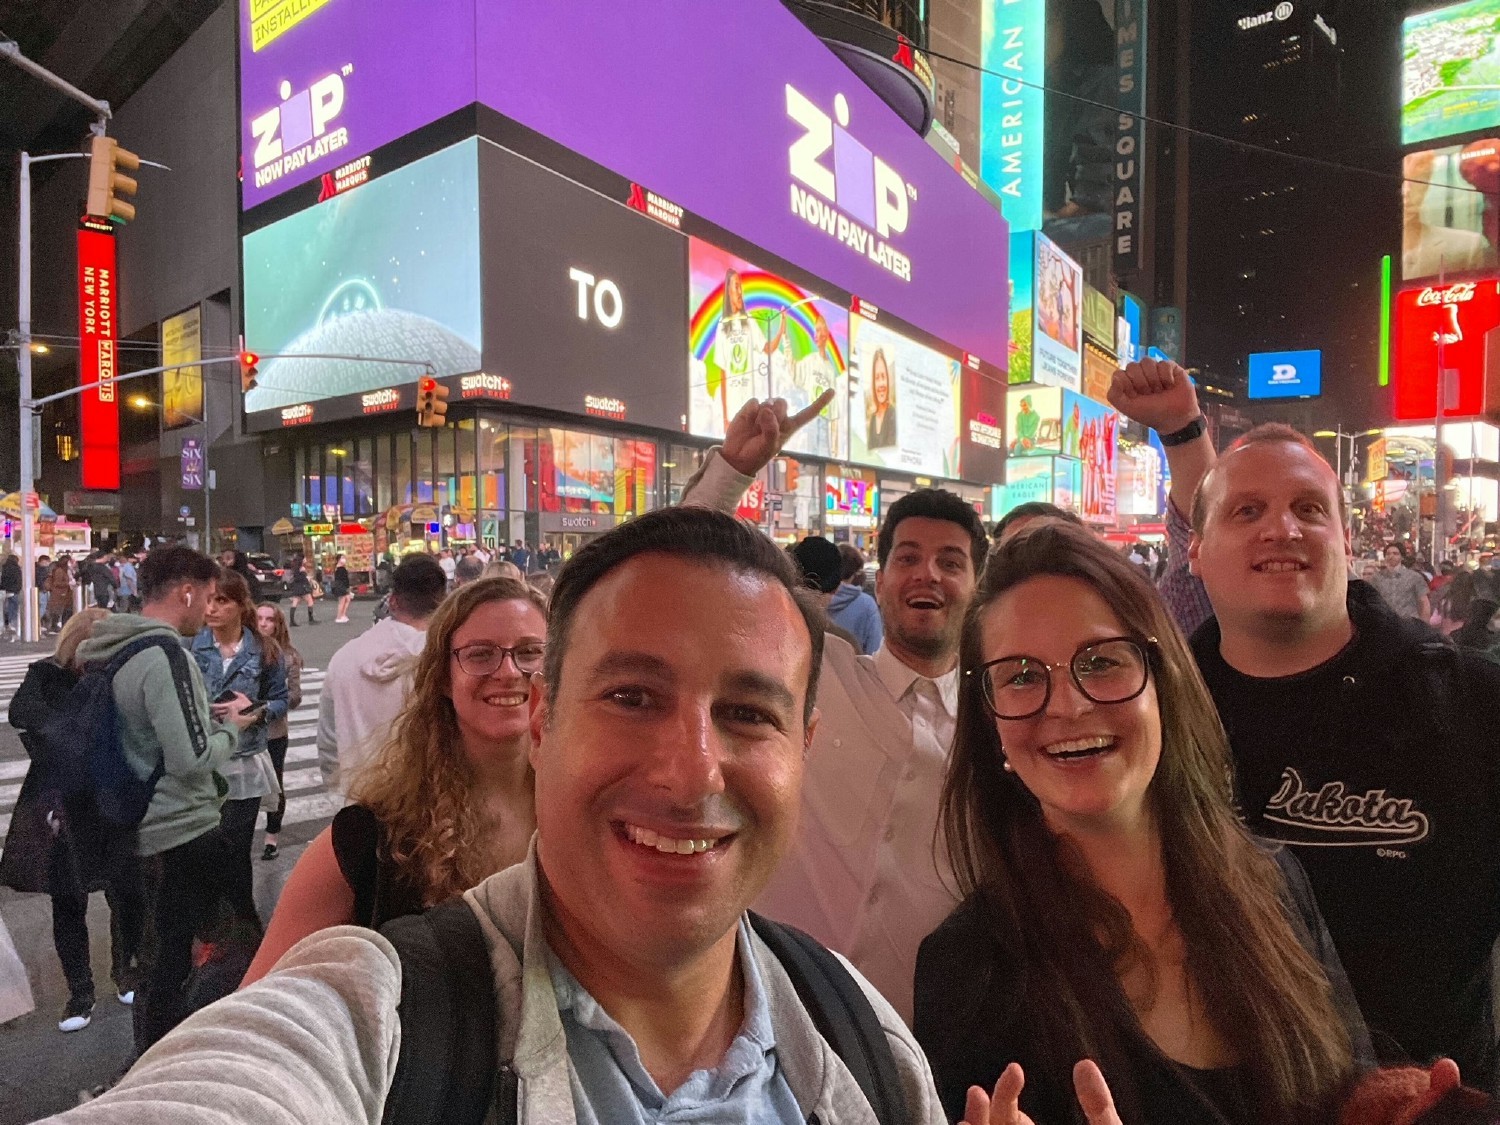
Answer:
[1402, 139, 1500, 280]
[1248, 350, 1323, 399]
[1083, 347, 1115, 402]
[1402, 0, 1500, 146]
[1033, 233, 1083, 391]
[1061, 391, 1119, 523]
[481, 144, 688, 432]
[1392, 278, 1500, 420]
[1083, 284, 1117, 351]
[688, 239, 848, 459]
[238, 0, 475, 209]
[1119, 292, 1144, 363]
[961, 357, 1006, 483]
[825, 469, 879, 529]
[478, 0, 1010, 366]
[1002, 457, 1055, 514]
[979, 0, 1046, 232]
[848, 306, 962, 477]
[1116, 441, 1163, 517]
[1053, 457, 1082, 513]
[160, 305, 203, 430]
[1008, 231, 1036, 384]
[243, 140, 481, 419]
[1007, 386, 1064, 457]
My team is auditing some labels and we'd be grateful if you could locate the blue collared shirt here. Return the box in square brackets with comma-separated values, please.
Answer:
[547, 917, 804, 1124]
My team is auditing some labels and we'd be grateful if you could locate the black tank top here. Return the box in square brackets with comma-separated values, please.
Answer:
[330, 804, 428, 929]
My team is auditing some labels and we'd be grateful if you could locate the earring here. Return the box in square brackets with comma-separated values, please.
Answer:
[1002, 757, 1014, 773]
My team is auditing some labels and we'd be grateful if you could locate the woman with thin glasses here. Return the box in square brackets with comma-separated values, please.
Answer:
[242, 577, 546, 983]
[916, 523, 1370, 1125]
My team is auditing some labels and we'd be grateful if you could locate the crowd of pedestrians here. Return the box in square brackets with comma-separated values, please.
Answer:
[3, 359, 1499, 1124]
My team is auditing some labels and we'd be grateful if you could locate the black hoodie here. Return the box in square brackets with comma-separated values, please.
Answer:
[1192, 580, 1500, 1091]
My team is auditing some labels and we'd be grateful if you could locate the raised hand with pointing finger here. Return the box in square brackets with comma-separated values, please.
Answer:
[719, 389, 836, 478]
[963, 1061, 1122, 1125]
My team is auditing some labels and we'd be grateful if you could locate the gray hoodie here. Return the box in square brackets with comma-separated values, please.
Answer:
[75, 614, 238, 857]
[42, 848, 946, 1124]
[316, 617, 427, 795]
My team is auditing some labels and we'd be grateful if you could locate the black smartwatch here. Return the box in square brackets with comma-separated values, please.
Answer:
[1158, 415, 1206, 447]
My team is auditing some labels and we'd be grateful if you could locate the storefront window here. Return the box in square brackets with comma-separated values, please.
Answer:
[395, 431, 413, 506]
[664, 444, 711, 506]
[354, 437, 376, 516]
[293, 446, 306, 515]
[374, 433, 392, 514]
[414, 428, 435, 504]
[435, 425, 456, 511]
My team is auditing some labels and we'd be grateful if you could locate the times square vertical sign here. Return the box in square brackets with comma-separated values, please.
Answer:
[77, 222, 120, 490]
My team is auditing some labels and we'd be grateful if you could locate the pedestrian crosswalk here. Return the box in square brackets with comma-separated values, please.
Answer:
[0, 652, 341, 845]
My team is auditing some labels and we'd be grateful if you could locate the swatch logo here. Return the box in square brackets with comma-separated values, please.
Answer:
[786, 85, 915, 282]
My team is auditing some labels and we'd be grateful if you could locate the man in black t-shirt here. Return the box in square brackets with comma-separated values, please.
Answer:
[1180, 422, 1500, 1091]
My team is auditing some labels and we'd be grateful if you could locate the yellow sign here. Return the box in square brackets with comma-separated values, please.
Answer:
[1365, 438, 1388, 484]
[303, 523, 335, 535]
[161, 306, 203, 429]
[249, 0, 336, 51]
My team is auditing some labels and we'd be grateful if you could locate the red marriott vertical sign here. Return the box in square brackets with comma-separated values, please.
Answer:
[77, 224, 120, 490]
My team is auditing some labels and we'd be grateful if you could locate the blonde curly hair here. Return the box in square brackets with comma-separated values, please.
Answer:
[349, 576, 547, 904]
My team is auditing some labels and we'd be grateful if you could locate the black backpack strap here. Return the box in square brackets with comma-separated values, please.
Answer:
[99, 635, 198, 789]
[380, 898, 503, 1125]
[748, 912, 911, 1125]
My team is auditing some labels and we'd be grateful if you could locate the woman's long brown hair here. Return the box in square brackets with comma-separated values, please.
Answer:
[215, 568, 280, 669]
[350, 577, 547, 904]
[941, 523, 1354, 1125]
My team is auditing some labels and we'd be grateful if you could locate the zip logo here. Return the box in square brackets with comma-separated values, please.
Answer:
[249, 68, 352, 190]
[786, 85, 915, 282]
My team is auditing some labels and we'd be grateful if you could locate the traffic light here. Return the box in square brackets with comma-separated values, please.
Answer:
[416, 376, 449, 427]
[239, 351, 260, 394]
[86, 136, 140, 224]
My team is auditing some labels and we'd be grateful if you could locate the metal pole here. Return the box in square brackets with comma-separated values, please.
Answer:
[203, 388, 211, 553]
[17, 152, 35, 642]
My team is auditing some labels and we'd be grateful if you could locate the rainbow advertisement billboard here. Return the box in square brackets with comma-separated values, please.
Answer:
[687, 239, 848, 461]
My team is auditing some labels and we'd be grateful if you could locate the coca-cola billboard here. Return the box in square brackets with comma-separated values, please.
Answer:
[1392, 278, 1500, 421]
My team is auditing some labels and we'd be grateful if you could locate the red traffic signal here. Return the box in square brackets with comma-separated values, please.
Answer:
[416, 376, 449, 427]
[239, 351, 260, 393]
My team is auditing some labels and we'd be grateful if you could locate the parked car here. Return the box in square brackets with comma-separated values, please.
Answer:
[245, 552, 288, 600]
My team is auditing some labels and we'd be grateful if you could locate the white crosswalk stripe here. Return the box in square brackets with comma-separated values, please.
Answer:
[0, 652, 339, 843]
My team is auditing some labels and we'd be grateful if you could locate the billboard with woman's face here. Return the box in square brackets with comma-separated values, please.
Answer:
[848, 308, 962, 477]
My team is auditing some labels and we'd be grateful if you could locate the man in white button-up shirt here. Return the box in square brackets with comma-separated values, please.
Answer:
[685, 394, 988, 1024]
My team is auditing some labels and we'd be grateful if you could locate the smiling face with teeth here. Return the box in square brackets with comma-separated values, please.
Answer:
[1189, 441, 1352, 650]
[980, 575, 1162, 833]
[446, 597, 549, 762]
[529, 553, 815, 973]
[876, 516, 979, 673]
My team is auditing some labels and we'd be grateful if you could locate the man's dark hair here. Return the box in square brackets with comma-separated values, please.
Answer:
[876, 488, 988, 574]
[789, 537, 842, 595]
[837, 542, 867, 584]
[139, 545, 219, 603]
[545, 507, 824, 723]
[390, 553, 448, 619]
[991, 502, 1084, 542]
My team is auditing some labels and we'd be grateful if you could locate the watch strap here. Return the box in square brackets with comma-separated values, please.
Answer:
[1158, 415, 1206, 447]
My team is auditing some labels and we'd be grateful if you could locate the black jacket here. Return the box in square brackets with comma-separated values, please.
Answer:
[0, 659, 128, 896]
[0, 556, 21, 594]
[1191, 580, 1500, 1090]
[915, 846, 1371, 1125]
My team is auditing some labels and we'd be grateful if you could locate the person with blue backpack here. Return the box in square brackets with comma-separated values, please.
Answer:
[71, 545, 261, 1056]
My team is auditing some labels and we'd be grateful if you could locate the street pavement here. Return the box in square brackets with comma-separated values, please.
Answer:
[0, 610, 371, 1123]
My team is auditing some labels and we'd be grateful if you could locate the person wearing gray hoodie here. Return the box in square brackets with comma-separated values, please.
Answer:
[316, 553, 447, 795]
[75, 546, 260, 1055]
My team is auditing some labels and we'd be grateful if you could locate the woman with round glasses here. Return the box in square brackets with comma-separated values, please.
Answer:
[915, 524, 1370, 1125]
[242, 577, 547, 983]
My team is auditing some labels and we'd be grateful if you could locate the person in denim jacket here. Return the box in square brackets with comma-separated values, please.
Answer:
[191, 569, 288, 922]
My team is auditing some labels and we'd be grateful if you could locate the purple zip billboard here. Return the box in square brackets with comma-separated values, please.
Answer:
[240, 0, 1008, 364]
